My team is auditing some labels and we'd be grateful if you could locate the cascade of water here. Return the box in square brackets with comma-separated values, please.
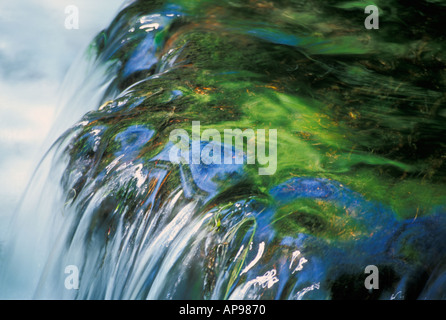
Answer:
[2, 0, 446, 300]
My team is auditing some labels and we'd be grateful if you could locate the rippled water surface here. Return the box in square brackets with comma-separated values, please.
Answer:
[1, 0, 446, 300]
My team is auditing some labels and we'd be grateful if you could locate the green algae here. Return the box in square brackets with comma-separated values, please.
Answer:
[272, 198, 366, 240]
[68, 0, 445, 227]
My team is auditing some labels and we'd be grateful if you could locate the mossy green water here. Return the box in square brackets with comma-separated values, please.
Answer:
[74, 0, 446, 221]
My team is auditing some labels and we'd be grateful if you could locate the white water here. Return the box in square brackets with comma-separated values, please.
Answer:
[0, 0, 125, 299]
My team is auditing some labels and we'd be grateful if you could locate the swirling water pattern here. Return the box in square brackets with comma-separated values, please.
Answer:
[5, 0, 446, 299]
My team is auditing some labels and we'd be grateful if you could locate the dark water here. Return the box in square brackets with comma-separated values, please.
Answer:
[4, 0, 446, 299]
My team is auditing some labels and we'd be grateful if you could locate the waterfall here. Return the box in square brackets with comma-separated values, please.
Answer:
[2, 0, 446, 300]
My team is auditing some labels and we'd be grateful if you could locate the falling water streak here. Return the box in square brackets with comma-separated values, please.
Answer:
[126, 201, 198, 299]
[146, 211, 213, 299]
[240, 242, 265, 276]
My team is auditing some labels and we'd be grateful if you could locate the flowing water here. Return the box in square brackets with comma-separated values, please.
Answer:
[1, 0, 446, 299]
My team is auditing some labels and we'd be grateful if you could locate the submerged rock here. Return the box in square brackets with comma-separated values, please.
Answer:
[26, 0, 446, 299]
